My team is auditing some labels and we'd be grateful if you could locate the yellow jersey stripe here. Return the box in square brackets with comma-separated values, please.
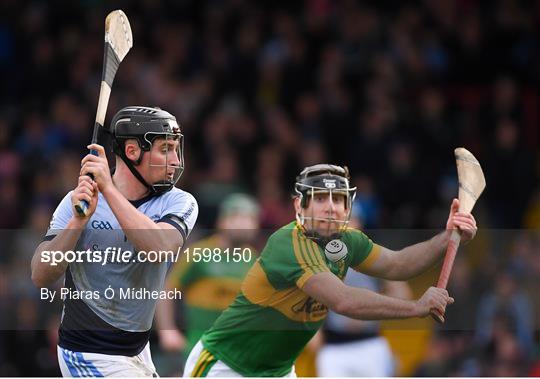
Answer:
[197, 351, 216, 377]
[191, 350, 210, 377]
[292, 228, 314, 277]
[354, 244, 382, 271]
[192, 350, 209, 377]
[294, 227, 313, 267]
[298, 234, 318, 271]
[296, 271, 313, 288]
[306, 238, 327, 269]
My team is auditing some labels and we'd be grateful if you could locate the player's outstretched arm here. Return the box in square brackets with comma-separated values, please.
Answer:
[358, 199, 477, 281]
[360, 234, 450, 281]
[303, 272, 453, 320]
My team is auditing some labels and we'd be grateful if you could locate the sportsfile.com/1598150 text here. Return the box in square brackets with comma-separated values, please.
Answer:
[39, 246, 254, 266]
[40, 247, 183, 266]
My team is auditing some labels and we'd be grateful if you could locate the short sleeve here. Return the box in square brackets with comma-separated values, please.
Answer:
[344, 228, 382, 271]
[44, 192, 74, 240]
[260, 225, 330, 290]
[157, 191, 198, 240]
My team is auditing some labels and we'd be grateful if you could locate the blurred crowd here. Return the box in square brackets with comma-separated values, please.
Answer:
[0, 0, 539, 376]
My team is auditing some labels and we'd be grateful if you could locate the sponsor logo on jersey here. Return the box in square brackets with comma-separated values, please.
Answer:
[91, 220, 113, 230]
[292, 297, 328, 319]
[181, 202, 195, 221]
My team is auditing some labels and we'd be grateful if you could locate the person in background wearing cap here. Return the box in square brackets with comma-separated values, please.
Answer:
[155, 193, 260, 373]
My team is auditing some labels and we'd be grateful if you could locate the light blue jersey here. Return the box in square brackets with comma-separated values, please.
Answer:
[45, 188, 198, 356]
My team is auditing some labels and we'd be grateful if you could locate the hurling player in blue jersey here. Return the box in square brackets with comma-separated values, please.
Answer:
[31, 106, 198, 377]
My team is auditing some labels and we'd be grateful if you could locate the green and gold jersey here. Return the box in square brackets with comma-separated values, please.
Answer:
[167, 235, 255, 353]
[201, 221, 380, 377]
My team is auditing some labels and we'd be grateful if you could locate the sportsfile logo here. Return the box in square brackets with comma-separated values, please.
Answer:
[91, 220, 113, 230]
[40, 247, 183, 266]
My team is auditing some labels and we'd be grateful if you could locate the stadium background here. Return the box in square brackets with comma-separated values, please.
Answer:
[0, 0, 539, 376]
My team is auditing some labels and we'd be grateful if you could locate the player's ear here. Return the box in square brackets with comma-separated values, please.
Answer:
[124, 139, 141, 161]
[293, 197, 302, 214]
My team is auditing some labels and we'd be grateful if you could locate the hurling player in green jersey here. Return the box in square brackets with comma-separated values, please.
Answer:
[184, 164, 478, 377]
[156, 194, 260, 362]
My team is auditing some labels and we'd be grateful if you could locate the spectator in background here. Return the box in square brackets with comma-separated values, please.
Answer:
[475, 268, 534, 358]
[0, 119, 22, 229]
[380, 140, 428, 228]
[350, 176, 380, 229]
[348, 108, 391, 183]
[485, 118, 535, 227]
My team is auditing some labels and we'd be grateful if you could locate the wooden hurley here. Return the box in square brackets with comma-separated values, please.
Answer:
[431, 148, 486, 323]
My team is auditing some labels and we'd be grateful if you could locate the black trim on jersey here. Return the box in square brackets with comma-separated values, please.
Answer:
[58, 267, 150, 356]
[128, 192, 160, 208]
[157, 214, 188, 240]
[42, 234, 56, 242]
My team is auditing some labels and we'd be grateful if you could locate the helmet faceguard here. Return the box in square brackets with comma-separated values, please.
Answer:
[111, 106, 184, 194]
[144, 130, 184, 193]
[294, 164, 357, 243]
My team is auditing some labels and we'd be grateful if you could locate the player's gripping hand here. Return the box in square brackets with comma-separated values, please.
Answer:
[446, 198, 477, 244]
[80, 144, 113, 193]
[415, 286, 454, 320]
[71, 175, 98, 218]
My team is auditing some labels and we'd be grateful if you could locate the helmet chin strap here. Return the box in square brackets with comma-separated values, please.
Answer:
[115, 141, 175, 195]
[119, 152, 157, 194]
[305, 230, 342, 248]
